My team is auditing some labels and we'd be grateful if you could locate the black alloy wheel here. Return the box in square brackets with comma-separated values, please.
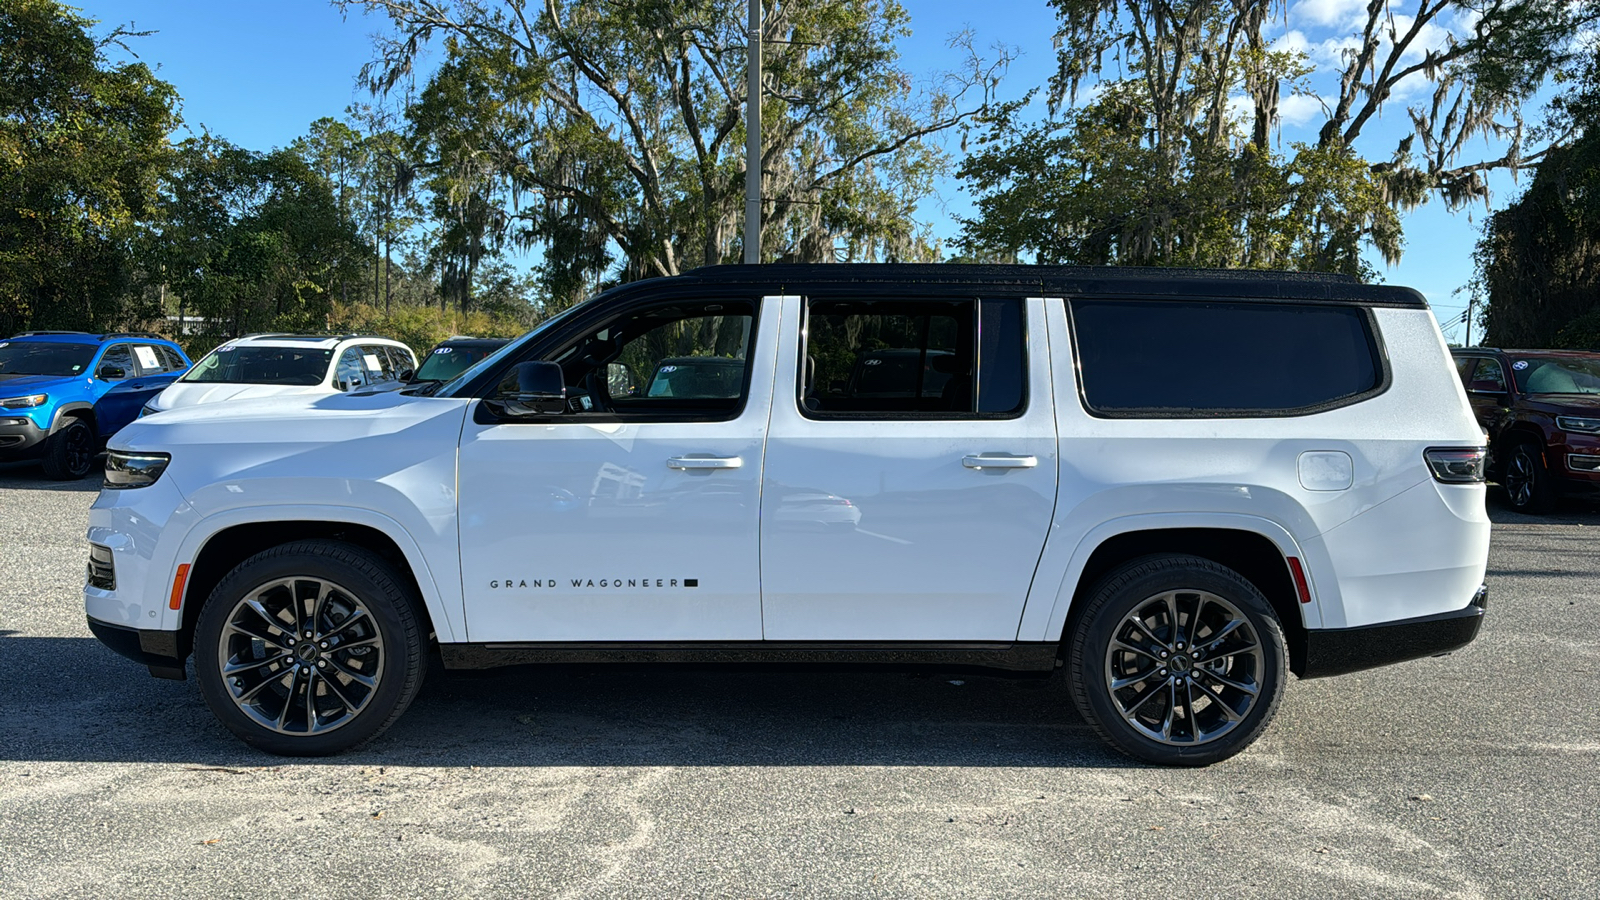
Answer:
[194, 540, 426, 756]
[40, 418, 95, 480]
[1502, 441, 1556, 514]
[1069, 555, 1286, 766]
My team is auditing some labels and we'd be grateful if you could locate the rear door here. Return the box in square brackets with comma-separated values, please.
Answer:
[758, 295, 1059, 640]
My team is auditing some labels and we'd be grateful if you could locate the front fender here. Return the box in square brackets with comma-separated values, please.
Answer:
[164, 504, 462, 643]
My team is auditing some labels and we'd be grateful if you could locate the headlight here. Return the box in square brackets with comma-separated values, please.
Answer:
[138, 401, 161, 418]
[1555, 416, 1600, 434]
[0, 393, 47, 409]
[103, 450, 171, 489]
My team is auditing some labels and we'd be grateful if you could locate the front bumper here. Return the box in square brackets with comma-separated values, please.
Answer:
[0, 413, 48, 458]
[1296, 585, 1487, 679]
[86, 617, 187, 680]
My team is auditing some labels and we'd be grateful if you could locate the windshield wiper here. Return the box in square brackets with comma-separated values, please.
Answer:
[401, 379, 444, 396]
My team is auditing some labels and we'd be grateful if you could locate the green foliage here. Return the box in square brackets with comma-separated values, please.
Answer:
[0, 0, 178, 334]
[153, 136, 371, 338]
[346, 0, 1006, 306]
[961, 0, 1593, 276]
[1476, 58, 1600, 346]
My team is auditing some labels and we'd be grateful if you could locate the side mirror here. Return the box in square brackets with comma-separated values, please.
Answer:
[98, 365, 127, 381]
[398, 368, 415, 382]
[492, 361, 566, 418]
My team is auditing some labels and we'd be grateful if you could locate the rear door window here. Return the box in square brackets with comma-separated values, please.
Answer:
[799, 298, 1026, 418]
[98, 344, 135, 380]
[1069, 299, 1384, 416]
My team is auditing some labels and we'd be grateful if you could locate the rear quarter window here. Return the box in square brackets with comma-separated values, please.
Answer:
[1069, 299, 1385, 417]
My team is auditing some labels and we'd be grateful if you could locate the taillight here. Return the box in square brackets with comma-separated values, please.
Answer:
[1424, 447, 1487, 484]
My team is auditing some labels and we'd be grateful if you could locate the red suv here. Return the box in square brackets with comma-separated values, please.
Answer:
[1451, 348, 1600, 512]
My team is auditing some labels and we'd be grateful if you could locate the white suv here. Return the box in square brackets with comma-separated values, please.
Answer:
[85, 265, 1489, 765]
[141, 334, 417, 415]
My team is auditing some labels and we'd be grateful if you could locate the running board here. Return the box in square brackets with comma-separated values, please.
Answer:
[439, 641, 1062, 673]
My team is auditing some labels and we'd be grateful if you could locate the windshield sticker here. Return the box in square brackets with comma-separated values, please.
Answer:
[71, 365, 81, 372]
[0, 342, 7, 348]
[1513, 360, 1529, 370]
[658, 365, 678, 373]
[133, 346, 160, 369]
[434, 347, 451, 354]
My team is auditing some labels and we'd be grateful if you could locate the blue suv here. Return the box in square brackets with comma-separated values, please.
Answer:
[0, 332, 192, 479]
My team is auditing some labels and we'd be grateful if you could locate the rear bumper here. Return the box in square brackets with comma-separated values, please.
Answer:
[0, 414, 48, 458]
[1296, 585, 1487, 679]
[85, 617, 187, 680]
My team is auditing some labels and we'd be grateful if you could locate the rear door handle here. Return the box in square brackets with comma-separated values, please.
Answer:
[962, 454, 1038, 469]
[668, 456, 744, 470]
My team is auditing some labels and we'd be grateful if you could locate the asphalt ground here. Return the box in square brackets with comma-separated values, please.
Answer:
[1, 461, 1596, 899]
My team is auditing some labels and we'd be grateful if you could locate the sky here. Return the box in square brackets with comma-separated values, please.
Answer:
[88, 0, 1531, 341]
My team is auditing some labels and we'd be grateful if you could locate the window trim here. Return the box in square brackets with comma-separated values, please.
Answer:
[1066, 296, 1392, 420]
[474, 297, 764, 426]
[795, 296, 1030, 422]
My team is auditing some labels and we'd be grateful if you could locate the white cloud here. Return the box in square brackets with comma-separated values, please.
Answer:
[1279, 93, 1328, 127]
[1291, 0, 1369, 28]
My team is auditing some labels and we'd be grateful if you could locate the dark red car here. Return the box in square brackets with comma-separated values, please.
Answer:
[1451, 348, 1600, 512]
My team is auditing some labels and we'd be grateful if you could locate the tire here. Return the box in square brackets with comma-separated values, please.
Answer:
[39, 417, 95, 480]
[1068, 555, 1287, 766]
[193, 540, 426, 756]
[1502, 440, 1557, 514]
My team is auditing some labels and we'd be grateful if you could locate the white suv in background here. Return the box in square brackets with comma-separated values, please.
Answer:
[86, 265, 1489, 766]
[141, 334, 417, 415]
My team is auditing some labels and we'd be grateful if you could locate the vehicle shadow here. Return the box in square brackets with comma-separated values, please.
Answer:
[1486, 484, 1600, 525]
[0, 634, 1130, 769]
[0, 458, 104, 492]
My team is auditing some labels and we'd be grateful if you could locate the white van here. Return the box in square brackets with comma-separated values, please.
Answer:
[85, 265, 1488, 765]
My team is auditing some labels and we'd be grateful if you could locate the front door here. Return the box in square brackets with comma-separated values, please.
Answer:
[759, 295, 1059, 641]
[458, 296, 777, 642]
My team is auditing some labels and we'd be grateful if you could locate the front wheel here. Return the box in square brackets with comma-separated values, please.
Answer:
[1502, 441, 1557, 514]
[194, 540, 426, 756]
[1068, 555, 1286, 766]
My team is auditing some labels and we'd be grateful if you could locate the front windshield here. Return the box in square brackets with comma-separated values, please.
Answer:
[0, 341, 97, 377]
[1511, 356, 1600, 395]
[182, 345, 334, 386]
[436, 300, 594, 398]
[414, 345, 502, 383]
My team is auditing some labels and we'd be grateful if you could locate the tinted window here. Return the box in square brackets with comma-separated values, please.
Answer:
[800, 298, 1025, 418]
[385, 345, 416, 377]
[1071, 299, 1381, 416]
[416, 344, 498, 382]
[1467, 358, 1506, 392]
[132, 344, 178, 374]
[185, 346, 334, 385]
[0, 341, 96, 376]
[360, 345, 398, 382]
[98, 344, 135, 380]
[157, 345, 188, 371]
[334, 348, 367, 390]
[1512, 355, 1600, 394]
[513, 301, 755, 419]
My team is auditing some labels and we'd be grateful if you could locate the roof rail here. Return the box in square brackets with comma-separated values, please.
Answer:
[13, 330, 91, 337]
[100, 332, 165, 341]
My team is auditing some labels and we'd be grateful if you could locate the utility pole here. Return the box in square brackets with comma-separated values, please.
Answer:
[1465, 293, 1476, 347]
[744, 0, 761, 265]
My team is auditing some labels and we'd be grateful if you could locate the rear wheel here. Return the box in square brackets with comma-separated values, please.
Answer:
[40, 417, 95, 480]
[1068, 555, 1286, 766]
[1502, 440, 1557, 514]
[194, 540, 426, 756]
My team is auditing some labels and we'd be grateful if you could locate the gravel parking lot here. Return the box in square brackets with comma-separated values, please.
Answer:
[1, 462, 1596, 899]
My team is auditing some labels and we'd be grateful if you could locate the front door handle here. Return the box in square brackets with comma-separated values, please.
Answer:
[668, 456, 744, 470]
[962, 454, 1038, 469]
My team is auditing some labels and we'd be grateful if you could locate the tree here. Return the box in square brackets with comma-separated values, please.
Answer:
[1476, 50, 1600, 346]
[959, 0, 1595, 276]
[155, 136, 369, 337]
[340, 0, 1006, 306]
[0, 0, 178, 333]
